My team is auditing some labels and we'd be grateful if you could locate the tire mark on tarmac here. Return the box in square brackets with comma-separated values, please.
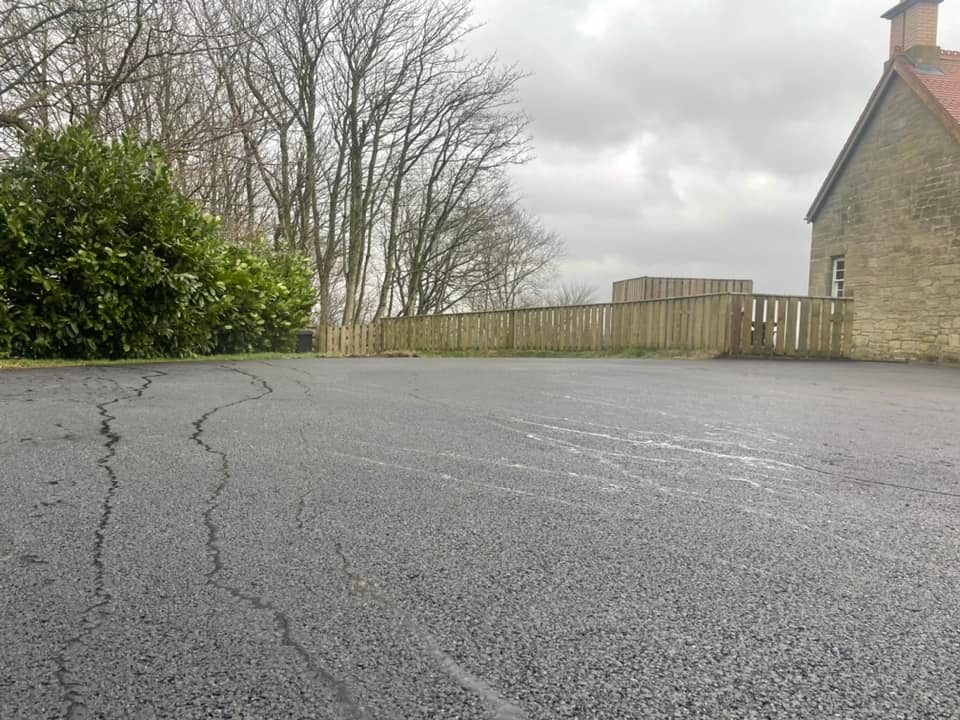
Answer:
[286, 382, 526, 718]
[191, 365, 365, 720]
[332, 540, 528, 720]
[54, 369, 166, 719]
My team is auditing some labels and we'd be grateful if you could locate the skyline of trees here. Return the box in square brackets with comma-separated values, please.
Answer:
[1, 0, 580, 324]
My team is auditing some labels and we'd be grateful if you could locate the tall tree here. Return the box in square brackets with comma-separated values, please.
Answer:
[2, 0, 564, 325]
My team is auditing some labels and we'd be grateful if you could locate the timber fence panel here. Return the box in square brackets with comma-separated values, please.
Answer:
[701, 296, 713, 350]
[809, 299, 824, 357]
[669, 299, 680, 347]
[692, 296, 705, 350]
[715, 295, 726, 352]
[568, 308, 577, 350]
[781, 298, 796, 356]
[646, 301, 657, 349]
[672, 299, 683, 347]
[316, 293, 852, 358]
[676, 298, 687, 348]
[818, 299, 832, 356]
[728, 294, 747, 357]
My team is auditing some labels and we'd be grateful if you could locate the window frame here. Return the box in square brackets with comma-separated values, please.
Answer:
[831, 256, 846, 298]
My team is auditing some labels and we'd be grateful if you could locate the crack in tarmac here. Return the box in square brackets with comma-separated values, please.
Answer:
[259, 360, 315, 397]
[190, 365, 365, 720]
[54, 370, 166, 719]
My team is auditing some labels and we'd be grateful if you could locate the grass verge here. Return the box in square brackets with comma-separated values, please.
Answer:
[0, 351, 327, 370]
[1, 347, 720, 369]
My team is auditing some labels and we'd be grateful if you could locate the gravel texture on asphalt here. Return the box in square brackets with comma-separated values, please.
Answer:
[1, 358, 958, 719]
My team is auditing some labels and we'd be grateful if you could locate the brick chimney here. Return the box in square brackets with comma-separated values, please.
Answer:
[883, 0, 943, 62]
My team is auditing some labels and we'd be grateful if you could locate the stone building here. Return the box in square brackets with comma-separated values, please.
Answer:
[806, 0, 960, 362]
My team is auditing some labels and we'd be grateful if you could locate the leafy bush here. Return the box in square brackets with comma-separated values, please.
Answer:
[0, 267, 12, 358]
[0, 125, 316, 358]
[210, 244, 317, 354]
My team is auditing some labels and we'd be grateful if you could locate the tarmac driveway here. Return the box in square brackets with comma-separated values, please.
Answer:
[1, 358, 959, 719]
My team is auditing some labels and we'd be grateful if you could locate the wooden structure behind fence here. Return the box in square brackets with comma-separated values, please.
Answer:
[612, 276, 753, 303]
[317, 293, 854, 359]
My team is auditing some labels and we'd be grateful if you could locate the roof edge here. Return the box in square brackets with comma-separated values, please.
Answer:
[805, 64, 897, 223]
[894, 55, 960, 144]
[806, 53, 960, 223]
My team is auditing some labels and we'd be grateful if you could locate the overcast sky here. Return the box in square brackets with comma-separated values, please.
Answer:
[466, 0, 960, 298]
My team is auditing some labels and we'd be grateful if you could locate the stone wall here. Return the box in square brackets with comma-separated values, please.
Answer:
[809, 74, 960, 363]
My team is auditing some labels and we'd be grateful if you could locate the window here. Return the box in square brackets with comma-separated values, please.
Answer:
[831, 256, 845, 298]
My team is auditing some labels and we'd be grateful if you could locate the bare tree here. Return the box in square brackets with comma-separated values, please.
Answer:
[2, 0, 564, 327]
[1, 1, 76, 135]
[465, 202, 562, 311]
[0, 0, 184, 134]
[382, 56, 529, 316]
[544, 281, 599, 307]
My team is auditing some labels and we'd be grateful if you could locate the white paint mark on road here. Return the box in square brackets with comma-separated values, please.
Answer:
[509, 418, 802, 471]
[323, 449, 604, 512]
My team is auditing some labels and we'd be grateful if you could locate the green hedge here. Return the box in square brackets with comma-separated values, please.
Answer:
[0, 125, 316, 359]
[210, 245, 317, 354]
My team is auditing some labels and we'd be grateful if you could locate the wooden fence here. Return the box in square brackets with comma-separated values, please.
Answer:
[317, 293, 854, 359]
[317, 324, 381, 356]
[729, 294, 854, 358]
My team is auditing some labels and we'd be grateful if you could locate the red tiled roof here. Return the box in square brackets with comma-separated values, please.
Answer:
[899, 50, 960, 126]
[806, 49, 960, 222]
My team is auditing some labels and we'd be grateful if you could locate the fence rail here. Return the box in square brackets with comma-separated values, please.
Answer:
[317, 293, 853, 359]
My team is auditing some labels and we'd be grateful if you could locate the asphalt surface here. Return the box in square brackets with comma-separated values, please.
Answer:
[1, 358, 959, 719]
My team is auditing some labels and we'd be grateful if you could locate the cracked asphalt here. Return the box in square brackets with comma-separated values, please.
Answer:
[2, 358, 959, 719]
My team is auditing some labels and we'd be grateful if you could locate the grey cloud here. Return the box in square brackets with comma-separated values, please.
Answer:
[468, 0, 960, 295]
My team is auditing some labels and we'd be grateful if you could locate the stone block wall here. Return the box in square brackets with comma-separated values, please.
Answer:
[809, 75, 960, 362]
